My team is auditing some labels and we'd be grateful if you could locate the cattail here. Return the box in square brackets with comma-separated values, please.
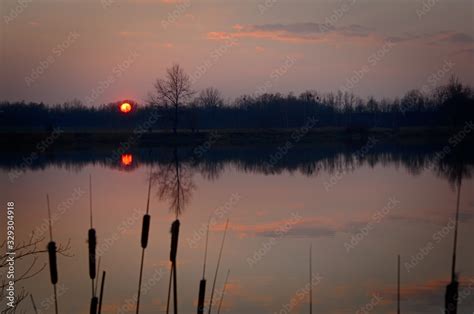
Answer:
[197, 216, 210, 314]
[90, 297, 98, 314]
[48, 241, 58, 285]
[88, 228, 97, 280]
[88, 175, 97, 282]
[98, 271, 106, 314]
[166, 219, 181, 314]
[136, 171, 153, 314]
[88, 176, 99, 314]
[46, 194, 59, 314]
[141, 214, 151, 249]
[170, 219, 180, 263]
[90, 257, 102, 314]
[197, 279, 206, 314]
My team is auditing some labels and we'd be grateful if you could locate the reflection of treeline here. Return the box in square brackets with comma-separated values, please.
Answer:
[0, 76, 472, 130]
[1, 140, 472, 185]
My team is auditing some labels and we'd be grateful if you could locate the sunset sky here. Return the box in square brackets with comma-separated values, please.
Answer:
[1, 0, 473, 105]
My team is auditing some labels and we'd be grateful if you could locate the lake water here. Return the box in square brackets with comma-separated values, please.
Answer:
[1, 142, 473, 313]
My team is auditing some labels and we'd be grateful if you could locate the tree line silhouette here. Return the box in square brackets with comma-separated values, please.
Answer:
[1, 65, 472, 131]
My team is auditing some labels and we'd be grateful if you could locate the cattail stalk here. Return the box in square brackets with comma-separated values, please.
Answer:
[136, 171, 153, 314]
[98, 271, 106, 314]
[90, 257, 102, 314]
[46, 194, 59, 314]
[95, 257, 101, 296]
[445, 174, 462, 314]
[88, 176, 97, 292]
[451, 175, 462, 280]
[208, 219, 229, 314]
[309, 244, 312, 314]
[88, 176, 98, 314]
[197, 217, 211, 314]
[397, 254, 400, 314]
[166, 219, 180, 314]
[90, 297, 98, 314]
[217, 269, 230, 314]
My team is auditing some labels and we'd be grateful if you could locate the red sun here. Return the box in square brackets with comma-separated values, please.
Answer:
[121, 154, 133, 166]
[120, 102, 132, 113]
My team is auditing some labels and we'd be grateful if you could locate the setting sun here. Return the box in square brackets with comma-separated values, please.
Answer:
[120, 102, 132, 113]
[121, 154, 133, 166]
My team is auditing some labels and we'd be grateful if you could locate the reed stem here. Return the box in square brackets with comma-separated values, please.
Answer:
[53, 283, 58, 314]
[451, 176, 461, 280]
[397, 254, 400, 314]
[98, 271, 106, 314]
[89, 174, 93, 229]
[46, 194, 59, 314]
[136, 172, 153, 314]
[136, 249, 146, 314]
[47, 195, 53, 242]
[30, 294, 38, 314]
[95, 257, 101, 296]
[202, 216, 211, 279]
[309, 244, 312, 314]
[166, 265, 173, 314]
[208, 218, 229, 314]
[217, 269, 230, 314]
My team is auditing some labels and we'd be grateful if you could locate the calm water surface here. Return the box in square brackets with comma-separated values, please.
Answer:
[1, 145, 473, 313]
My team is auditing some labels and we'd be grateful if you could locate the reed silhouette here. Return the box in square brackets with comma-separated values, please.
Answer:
[46, 194, 59, 314]
[397, 255, 400, 314]
[166, 219, 180, 314]
[136, 171, 153, 314]
[197, 216, 211, 314]
[98, 271, 106, 314]
[208, 218, 229, 314]
[88, 175, 98, 314]
[217, 269, 230, 314]
[309, 244, 312, 314]
[444, 159, 463, 314]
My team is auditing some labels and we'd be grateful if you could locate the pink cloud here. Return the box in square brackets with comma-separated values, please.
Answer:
[206, 23, 383, 45]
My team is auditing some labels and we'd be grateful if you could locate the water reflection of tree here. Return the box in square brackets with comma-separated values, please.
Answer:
[195, 161, 225, 181]
[3, 139, 474, 185]
[434, 144, 472, 188]
[152, 148, 195, 217]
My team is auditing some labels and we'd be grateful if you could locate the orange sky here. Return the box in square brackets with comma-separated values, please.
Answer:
[0, 0, 473, 105]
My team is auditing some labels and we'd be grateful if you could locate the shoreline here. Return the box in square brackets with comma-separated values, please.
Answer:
[1, 127, 472, 149]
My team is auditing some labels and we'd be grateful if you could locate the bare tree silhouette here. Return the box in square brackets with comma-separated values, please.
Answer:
[197, 87, 224, 108]
[149, 64, 195, 134]
[152, 148, 195, 217]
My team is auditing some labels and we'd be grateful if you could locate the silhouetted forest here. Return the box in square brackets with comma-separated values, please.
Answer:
[1, 76, 473, 131]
